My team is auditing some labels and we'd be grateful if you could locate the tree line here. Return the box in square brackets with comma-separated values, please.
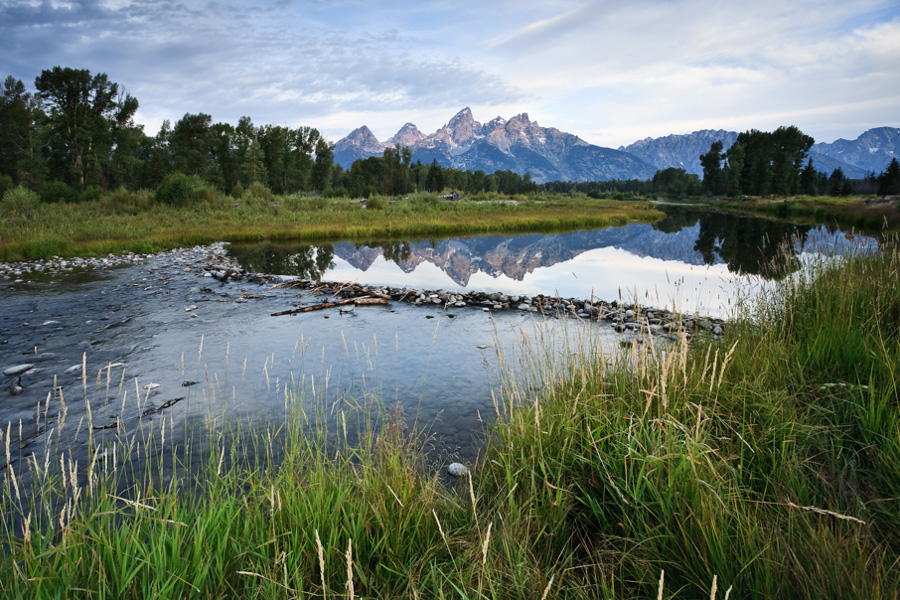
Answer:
[0, 66, 541, 203]
[331, 145, 538, 198]
[4, 67, 898, 204]
[0, 67, 337, 202]
[699, 125, 900, 197]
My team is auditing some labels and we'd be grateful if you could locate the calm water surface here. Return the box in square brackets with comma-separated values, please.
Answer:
[0, 206, 878, 484]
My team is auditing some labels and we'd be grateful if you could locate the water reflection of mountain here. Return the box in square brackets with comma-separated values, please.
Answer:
[333, 225, 711, 286]
[229, 206, 875, 284]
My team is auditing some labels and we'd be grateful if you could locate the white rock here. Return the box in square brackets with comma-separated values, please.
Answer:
[3, 364, 34, 376]
[447, 462, 469, 477]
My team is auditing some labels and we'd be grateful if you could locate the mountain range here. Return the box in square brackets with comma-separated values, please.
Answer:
[333, 109, 898, 184]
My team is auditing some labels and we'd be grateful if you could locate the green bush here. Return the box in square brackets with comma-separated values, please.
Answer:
[365, 196, 387, 210]
[41, 180, 76, 203]
[155, 172, 195, 206]
[1, 185, 41, 220]
[247, 181, 271, 199]
[230, 182, 245, 199]
[78, 185, 104, 203]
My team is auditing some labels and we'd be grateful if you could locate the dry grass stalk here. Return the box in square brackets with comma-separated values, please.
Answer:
[481, 522, 492, 569]
[345, 538, 355, 600]
[315, 529, 327, 598]
[785, 501, 867, 525]
[539, 574, 555, 600]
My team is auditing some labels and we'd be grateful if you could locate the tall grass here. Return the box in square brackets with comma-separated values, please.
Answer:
[477, 239, 900, 597]
[2, 239, 899, 598]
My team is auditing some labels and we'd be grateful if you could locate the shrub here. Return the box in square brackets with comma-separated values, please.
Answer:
[79, 185, 104, 203]
[230, 182, 245, 199]
[1, 185, 41, 220]
[246, 181, 271, 199]
[155, 172, 195, 206]
[41, 180, 76, 203]
[366, 196, 387, 210]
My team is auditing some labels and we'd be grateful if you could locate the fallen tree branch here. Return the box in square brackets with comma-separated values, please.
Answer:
[271, 296, 387, 316]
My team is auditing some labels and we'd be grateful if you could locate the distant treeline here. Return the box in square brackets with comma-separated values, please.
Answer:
[2, 67, 898, 203]
[698, 126, 900, 197]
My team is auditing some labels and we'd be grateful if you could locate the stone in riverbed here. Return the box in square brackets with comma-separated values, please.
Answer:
[447, 462, 469, 477]
[3, 364, 34, 376]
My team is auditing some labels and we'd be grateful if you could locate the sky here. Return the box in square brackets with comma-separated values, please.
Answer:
[2, 0, 899, 149]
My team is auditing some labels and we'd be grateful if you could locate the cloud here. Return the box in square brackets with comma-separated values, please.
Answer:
[1, 0, 898, 147]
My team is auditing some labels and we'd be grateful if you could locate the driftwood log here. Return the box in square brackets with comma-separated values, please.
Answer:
[271, 296, 388, 316]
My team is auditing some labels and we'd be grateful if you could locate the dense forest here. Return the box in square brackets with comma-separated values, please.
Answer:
[2, 67, 899, 204]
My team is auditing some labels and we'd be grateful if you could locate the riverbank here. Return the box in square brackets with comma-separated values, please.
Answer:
[2, 239, 898, 596]
[704, 194, 900, 233]
[0, 190, 663, 262]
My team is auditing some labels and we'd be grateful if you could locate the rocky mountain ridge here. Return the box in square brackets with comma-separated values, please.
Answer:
[334, 108, 657, 183]
[333, 110, 899, 183]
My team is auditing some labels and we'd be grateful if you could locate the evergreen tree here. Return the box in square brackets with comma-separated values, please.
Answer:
[169, 113, 214, 178]
[699, 140, 726, 195]
[877, 158, 900, 195]
[424, 159, 445, 192]
[828, 168, 847, 196]
[800, 158, 818, 195]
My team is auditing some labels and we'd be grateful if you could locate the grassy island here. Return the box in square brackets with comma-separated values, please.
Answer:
[0, 187, 662, 262]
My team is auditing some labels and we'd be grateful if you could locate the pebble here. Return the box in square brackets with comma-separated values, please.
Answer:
[447, 462, 469, 477]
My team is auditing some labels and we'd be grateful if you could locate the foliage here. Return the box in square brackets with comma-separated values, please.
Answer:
[0, 185, 41, 221]
[700, 126, 815, 197]
[34, 66, 140, 188]
[878, 157, 900, 195]
[40, 179, 76, 203]
[155, 172, 202, 206]
[651, 167, 701, 197]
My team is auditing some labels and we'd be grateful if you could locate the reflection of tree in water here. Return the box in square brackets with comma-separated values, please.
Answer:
[375, 241, 413, 265]
[228, 243, 335, 279]
[655, 205, 810, 277]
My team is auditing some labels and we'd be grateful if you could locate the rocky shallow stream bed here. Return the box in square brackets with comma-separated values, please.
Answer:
[3, 242, 728, 342]
[1, 242, 728, 477]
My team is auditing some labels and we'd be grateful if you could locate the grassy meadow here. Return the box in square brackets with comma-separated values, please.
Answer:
[0, 186, 663, 262]
[1, 229, 899, 597]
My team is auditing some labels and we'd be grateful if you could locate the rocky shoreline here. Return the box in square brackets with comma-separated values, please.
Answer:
[2, 242, 728, 338]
